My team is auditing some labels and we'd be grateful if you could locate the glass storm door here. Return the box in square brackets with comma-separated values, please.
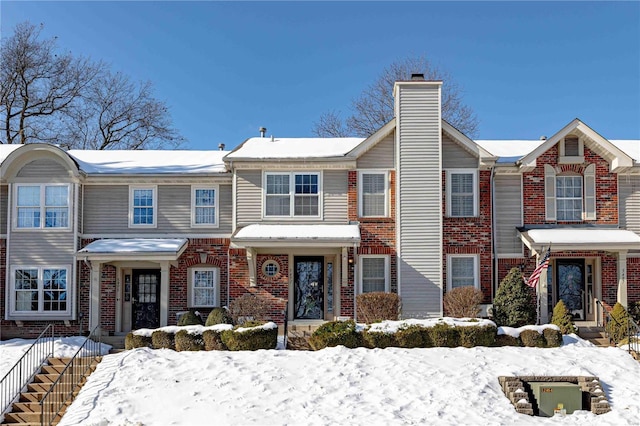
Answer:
[556, 259, 585, 320]
[294, 257, 324, 320]
[132, 269, 161, 329]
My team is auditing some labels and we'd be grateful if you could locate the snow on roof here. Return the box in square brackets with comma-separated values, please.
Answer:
[233, 224, 361, 241]
[611, 140, 640, 162]
[225, 137, 365, 160]
[68, 150, 228, 174]
[78, 238, 188, 254]
[526, 228, 640, 245]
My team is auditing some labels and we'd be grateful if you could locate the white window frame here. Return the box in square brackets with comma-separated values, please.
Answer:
[446, 254, 479, 291]
[9, 265, 71, 317]
[359, 255, 390, 293]
[262, 171, 322, 219]
[129, 185, 157, 228]
[358, 170, 389, 218]
[556, 174, 583, 222]
[191, 185, 219, 228]
[559, 135, 585, 164]
[13, 184, 70, 230]
[446, 169, 478, 217]
[188, 267, 220, 308]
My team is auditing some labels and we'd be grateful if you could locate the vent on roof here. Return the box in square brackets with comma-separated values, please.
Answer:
[259, 127, 267, 138]
[540, 136, 547, 141]
[218, 143, 225, 151]
[411, 73, 425, 81]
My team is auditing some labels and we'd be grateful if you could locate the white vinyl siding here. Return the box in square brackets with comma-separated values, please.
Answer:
[446, 170, 478, 217]
[188, 267, 220, 307]
[129, 186, 157, 227]
[15, 184, 69, 229]
[191, 186, 218, 227]
[264, 172, 321, 218]
[10, 266, 70, 315]
[360, 255, 390, 293]
[358, 171, 388, 217]
[447, 255, 479, 290]
[619, 174, 640, 234]
[494, 175, 523, 256]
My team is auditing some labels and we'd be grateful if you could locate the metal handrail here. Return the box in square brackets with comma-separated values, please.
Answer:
[0, 325, 55, 419]
[39, 326, 103, 426]
[596, 299, 639, 356]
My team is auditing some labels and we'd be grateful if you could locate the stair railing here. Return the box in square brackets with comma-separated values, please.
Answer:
[39, 326, 103, 426]
[595, 299, 639, 356]
[0, 324, 55, 420]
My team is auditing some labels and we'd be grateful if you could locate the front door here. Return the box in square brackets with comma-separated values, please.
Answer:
[132, 269, 161, 329]
[556, 259, 585, 320]
[294, 256, 324, 320]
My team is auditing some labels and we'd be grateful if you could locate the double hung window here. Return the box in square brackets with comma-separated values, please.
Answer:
[447, 255, 479, 290]
[192, 186, 218, 226]
[13, 267, 68, 314]
[265, 172, 320, 217]
[360, 256, 390, 293]
[189, 267, 219, 307]
[359, 171, 388, 217]
[16, 184, 69, 229]
[446, 170, 478, 217]
[130, 186, 156, 227]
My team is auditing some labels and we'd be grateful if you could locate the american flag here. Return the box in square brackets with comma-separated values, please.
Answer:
[527, 248, 551, 288]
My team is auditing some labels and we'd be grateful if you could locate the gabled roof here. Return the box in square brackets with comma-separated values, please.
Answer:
[224, 137, 364, 161]
[346, 119, 396, 158]
[441, 120, 496, 166]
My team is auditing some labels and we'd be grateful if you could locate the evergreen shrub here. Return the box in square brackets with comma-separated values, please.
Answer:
[395, 325, 431, 348]
[363, 330, 397, 349]
[494, 334, 521, 347]
[356, 292, 401, 323]
[543, 328, 562, 347]
[519, 329, 545, 347]
[428, 323, 459, 348]
[221, 321, 278, 351]
[550, 300, 574, 334]
[205, 307, 233, 326]
[492, 267, 536, 327]
[175, 330, 204, 351]
[308, 320, 362, 350]
[152, 330, 175, 350]
[203, 329, 227, 351]
[606, 303, 629, 344]
[443, 286, 483, 318]
[178, 310, 203, 326]
[457, 324, 496, 347]
[125, 333, 152, 350]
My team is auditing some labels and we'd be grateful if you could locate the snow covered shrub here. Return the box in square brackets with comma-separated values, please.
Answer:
[519, 329, 545, 347]
[228, 293, 271, 325]
[178, 310, 203, 326]
[492, 268, 536, 327]
[125, 333, 152, 350]
[175, 330, 204, 351]
[152, 330, 175, 350]
[205, 307, 233, 326]
[363, 330, 397, 349]
[203, 329, 227, 351]
[221, 321, 278, 351]
[309, 320, 362, 350]
[605, 303, 629, 344]
[457, 324, 496, 347]
[550, 300, 574, 335]
[443, 286, 483, 318]
[356, 292, 401, 323]
[428, 323, 459, 348]
[543, 328, 562, 347]
[395, 325, 432, 348]
[494, 334, 521, 347]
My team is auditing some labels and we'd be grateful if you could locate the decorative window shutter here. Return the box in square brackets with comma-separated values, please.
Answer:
[584, 164, 596, 220]
[544, 164, 556, 221]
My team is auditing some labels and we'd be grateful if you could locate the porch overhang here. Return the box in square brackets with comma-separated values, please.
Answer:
[76, 238, 189, 262]
[518, 227, 640, 254]
[231, 224, 361, 248]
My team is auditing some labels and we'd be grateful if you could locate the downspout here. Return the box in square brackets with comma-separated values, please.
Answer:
[352, 242, 358, 322]
[4, 183, 12, 322]
[73, 182, 79, 324]
[226, 245, 231, 308]
[490, 167, 497, 306]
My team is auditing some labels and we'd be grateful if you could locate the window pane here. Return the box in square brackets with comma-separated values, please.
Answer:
[450, 173, 474, 217]
[15, 269, 38, 311]
[266, 196, 290, 216]
[267, 175, 289, 195]
[134, 207, 154, 224]
[295, 174, 318, 194]
[17, 208, 40, 228]
[45, 186, 68, 207]
[451, 174, 473, 194]
[193, 269, 217, 306]
[451, 257, 475, 289]
[45, 207, 68, 227]
[133, 189, 153, 207]
[362, 174, 386, 216]
[195, 189, 215, 206]
[362, 257, 386, 293]
[17, 186, 40, 206]
[195, 207, 216, 224]
[43, 269, 67, 311]
[294, 195, 318, 216]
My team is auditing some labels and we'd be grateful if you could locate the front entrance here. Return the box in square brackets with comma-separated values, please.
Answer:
[556, 259, 586, 320]
[132, 269, 161, 329]
[294, 256, 324, 320]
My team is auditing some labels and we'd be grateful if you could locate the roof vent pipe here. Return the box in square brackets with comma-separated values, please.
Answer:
[259, 127, 267, 138]
[218, 143, 225, 151]
[540, 136, 547, 141]
[411, 73, 425, 80]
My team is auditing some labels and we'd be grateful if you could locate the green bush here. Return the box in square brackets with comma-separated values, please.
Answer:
[543, 328, 562, 347]
[429, 323, 459, 348]
[178, 310, 203, 326]
[457, 324, 496, 347]
[494, 334, 521, 347]
[444, 286, 484, 318]
[363, 330, 397, 349]
[125, 333, 152, 350]
[606, 303, 629, 344]
[492, 267, 536, 327]
[550, 300, 574, 335]
[221, 322, 278, 351]
[395, 325, 432, 348]
[175, 330, 204, 351]
[203, 329, 227, 351]
[356, 292, 401, 323]
[308, 320, 362, 350]
[205, 307, 233, 326]
[519, 329, 545, 347]
[152, 330, 175, 350]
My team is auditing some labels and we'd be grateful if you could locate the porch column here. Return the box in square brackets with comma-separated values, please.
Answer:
[160, 261, 170, 326]
[539, 264, 549, 324]
[247, 248, 257, 287]
[616, 251, 628, 308]
[89, 261, 103, 332]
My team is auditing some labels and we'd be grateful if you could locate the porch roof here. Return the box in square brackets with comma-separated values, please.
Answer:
[231, 224, 361, 248]
[519, 227, 640, 253]
[77, 238, 188, 261]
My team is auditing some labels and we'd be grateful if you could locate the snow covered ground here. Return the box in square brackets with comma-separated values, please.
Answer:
[2, 335, 639, 425]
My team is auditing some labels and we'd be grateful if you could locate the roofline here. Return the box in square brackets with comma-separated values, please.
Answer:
[441, 120, 496, 165]
[347, 118, 396, 158]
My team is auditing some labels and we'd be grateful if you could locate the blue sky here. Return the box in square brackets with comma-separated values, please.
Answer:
[2, 1, 639, 150]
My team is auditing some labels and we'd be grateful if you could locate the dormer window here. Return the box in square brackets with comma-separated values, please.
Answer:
[559, 136, 584, 164]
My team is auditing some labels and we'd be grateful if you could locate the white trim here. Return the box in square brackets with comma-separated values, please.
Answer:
[445, 169, 478, 217]
[190, 184, 219, 228]
[262, 171, 323, 219]
[128, 185, 157, 228]
[12, 183, 71, 230]
[358, 254, 390, 293]
[558, 135, 585, 164]
[8, 265, 72, 319]
[446, 254, 479, 291]
[80, 233, 231, 239]
[188, 266, 220, 308]
[357, 169, 390, 218]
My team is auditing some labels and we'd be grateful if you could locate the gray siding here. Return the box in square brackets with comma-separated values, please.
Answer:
[357, 133, 395, 169]
[16, 159, 68, 178]
[442, 133, 478, 168]
[619, 174, 640, 234]
[9, 231, 75, 265]
[236, 170, 262, 226]
[323, 170, 348, 223]
[495, 175, 523, 255]
[1, 185, 7, 233]
[83, 184, 232, 234]
[396, 83, 442, 318]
